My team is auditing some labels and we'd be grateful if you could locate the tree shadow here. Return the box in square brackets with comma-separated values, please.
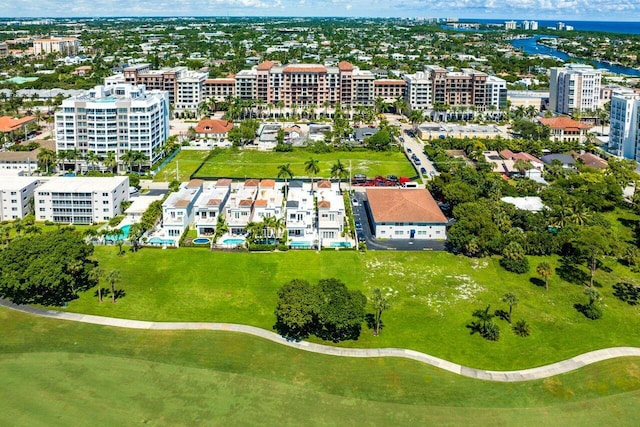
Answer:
[466, 321, 482, 336]
[93, 287, 110, 299]
[557, 259, 590, 286]
[114, 289, 126, 300]
[364, 313, 384, 333]
[494, 309, 510, 323]
[529, 277, 546, 288]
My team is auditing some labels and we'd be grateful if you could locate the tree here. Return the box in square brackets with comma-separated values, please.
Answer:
[536, 261, 553, 291]
[277, 163, 294, 199]
[500, 241, 529, 273]
[106, 269, 121, 304]
[364, 129, 393, 151]
[513, 159, 532, 177]
[512, 320, 531, 337]
[469, 305, 500, 341]
[37, 148, 56, 174]
[502, 292, 518, 321]
[274, 279, 318, 340]
[88, 266, 105, 303]
[370, 287, 396, 336]
[570, 226, 617, 287]
[314, 278, 367, 342]
[0, 229, 94, 306]
[330, 160, 348, 191]
[104, 151, 117, 174]
[128, 222, 145, 252]
[304, 157, 320, 192]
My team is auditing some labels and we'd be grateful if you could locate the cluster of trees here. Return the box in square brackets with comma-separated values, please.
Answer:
[274, 278, 366, 342]
[0, 229, 95, 305]
[468, 293, 531, 341]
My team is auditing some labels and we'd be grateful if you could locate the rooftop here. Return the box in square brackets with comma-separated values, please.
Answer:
[366, 188, 447, 223]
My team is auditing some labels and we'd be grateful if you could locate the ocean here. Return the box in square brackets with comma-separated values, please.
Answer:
[458, 19, 640, 35]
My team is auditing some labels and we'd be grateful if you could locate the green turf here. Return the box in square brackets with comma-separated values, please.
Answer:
[153, 148, 416, 181]
[1, 307, 640, 425]
[70, 247, 640, 371]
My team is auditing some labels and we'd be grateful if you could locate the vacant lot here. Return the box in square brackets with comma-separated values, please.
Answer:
[154, 148, 416, 181]
[1, 307, 640, 425]
[69, 247, 640, 371]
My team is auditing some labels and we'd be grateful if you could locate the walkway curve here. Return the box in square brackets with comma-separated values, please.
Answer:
[2, 299, 640, 382]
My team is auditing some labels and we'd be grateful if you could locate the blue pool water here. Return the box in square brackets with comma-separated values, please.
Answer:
[104, 224, 131, 241]
[148, 237, 175, 245]
[330, 242, 351, 248]
[223, 238, 245, 245]
[193, 238, 211, 245]
[290, 241, 312, 248]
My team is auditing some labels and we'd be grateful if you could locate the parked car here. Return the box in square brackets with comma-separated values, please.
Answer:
[355, 221, 363, 230]
[357, 231, 365, 241]
[420, 167, 427, 174]
[407, 148, 412, 153]
[414, 159, 421, 165]
[352, 198, 359, 207]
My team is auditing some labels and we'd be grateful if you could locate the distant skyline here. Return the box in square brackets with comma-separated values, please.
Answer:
[0, 0, 639, 21]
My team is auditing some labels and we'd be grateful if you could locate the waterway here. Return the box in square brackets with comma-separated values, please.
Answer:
[511, 35, 640, 77]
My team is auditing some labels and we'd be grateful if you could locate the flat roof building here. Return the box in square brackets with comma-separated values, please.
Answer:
[0, 177, 39, 220]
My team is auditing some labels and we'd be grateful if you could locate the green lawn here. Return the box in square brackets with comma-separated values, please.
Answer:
[1, 307, 640, 425]
[153, 148, 416, 181]
[70, 247, 640, 371]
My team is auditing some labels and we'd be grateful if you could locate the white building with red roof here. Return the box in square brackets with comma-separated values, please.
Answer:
[537, 116, 592, 144]
[365, 188, 447, 240]
[194, 119, 234, 140]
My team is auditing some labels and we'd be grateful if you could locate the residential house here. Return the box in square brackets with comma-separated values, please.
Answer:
[225, 179, 258, 235]
[194, 179, 232, 236]
[575, 152, 608, 170]
[161, 179, 204, 238]
[316, 180, 347, 247]
[194, 119, 234, 141]
[541, 153, 576, 168]
[537, 116, 592, 144]
[285, 180, 317, 247]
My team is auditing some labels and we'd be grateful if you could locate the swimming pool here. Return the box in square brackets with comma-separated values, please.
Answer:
[330, 242, 351, 248]
[223, 238, 245, 245]
[104, 224, 131, 241]
[147, 237, 175, 246]
[290, 241, 312, 248]
[193, 237, 211, 245]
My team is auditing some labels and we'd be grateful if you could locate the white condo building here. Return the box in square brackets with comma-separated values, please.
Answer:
[285, 180, 317, 248]
[194, 179, 232, 236]
[225, 179, 259, 235]
[403, 71, 432, 111]
[175, 71, 208, 115]
[485, 76, 508, 110]
[55, 84, 170, 172]
[33, 37, 79, 56]
[608, 89, 640, 161]
[161, 179, 204, 238]
[316, 180, 346, 247]
[0, 177, 39, 220]
[34, 177, 129, 224]
[549, 64, 601, 115]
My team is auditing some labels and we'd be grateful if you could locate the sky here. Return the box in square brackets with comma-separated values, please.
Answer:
[1, 0, 639, 21]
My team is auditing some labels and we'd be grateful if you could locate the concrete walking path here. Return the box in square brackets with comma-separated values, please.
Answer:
[3, 299, 640, 382]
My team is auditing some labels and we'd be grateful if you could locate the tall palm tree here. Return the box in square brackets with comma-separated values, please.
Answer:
[304, 157, 320, 193]
[536, 261, 553, 291]
[330, 159, 348, 191]
[104, 151, 117, 174]
[277, 163, 294, 199]
[89, 266, 105, 303]
[57, 150, 68, 172]
[120, 150, 136, 174]
[501, 292, 518, 322]
[106, 269, 121, 303]
[85, 151, 99, 173]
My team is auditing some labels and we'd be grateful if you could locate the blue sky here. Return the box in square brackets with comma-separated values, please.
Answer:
[1, 0, 639, 21]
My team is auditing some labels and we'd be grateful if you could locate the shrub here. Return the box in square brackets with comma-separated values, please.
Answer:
[575, 303, 602, 320]
[483, 322, 501, 341]
[277, 243, 289, 252]
[512, 319, 531, 337]
[249, 243, 275, 251]
[499, 256, 530, 274]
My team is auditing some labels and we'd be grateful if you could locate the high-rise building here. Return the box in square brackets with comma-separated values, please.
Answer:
[403, 71, 432, 111]
[55, 84, 170, 172]
[521, 20, 538, 30]
[485, 76, 508, 110]
[549, 64, 601, 115]
[504, 21, 517, 30]
[608, 89, 640, 161]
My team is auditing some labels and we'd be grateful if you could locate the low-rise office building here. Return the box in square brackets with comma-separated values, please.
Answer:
[365, 188, 447, 240]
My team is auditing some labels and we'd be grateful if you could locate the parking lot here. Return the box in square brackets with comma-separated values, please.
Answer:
[351, 191, 446, 251]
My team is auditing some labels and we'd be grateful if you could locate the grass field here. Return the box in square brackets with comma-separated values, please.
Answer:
[2, 307, 640, 425]
[69, 247, 640, 371]
[152, 148, 416, 181]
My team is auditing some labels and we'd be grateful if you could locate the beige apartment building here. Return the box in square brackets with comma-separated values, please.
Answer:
[33, 37, 79, 56]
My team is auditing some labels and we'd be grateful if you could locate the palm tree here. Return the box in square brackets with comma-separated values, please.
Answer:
[106, 269, 121, 303]
[536, 261, 553, 291]
[277, 163, 294, 199]
[89, 266, 105, 303]
[276, 101, 285, 119]
[213, 214, 229, 244]
[57, 150, 68, 172]
[513, 158, 532, 177]
[501, 292, 518, 322]
[37, 148, 56, 174]
[304, 157, 320, 193]
[330, 159, 348, 191]
[85, 151, 99, 173]
[120, 150, 136, 173]
[408, 109, 424, 128]
[128, 222, 145, 252]
[104, 151, 117, 174]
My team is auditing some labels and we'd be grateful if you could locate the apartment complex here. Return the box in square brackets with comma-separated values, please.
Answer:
[33, 37, 79, 56]
[0, 177, 39, 220]
[193, 179, 232, 236]
[549, 64, 602, 115]
[404, 66, 497, 111]
[162, 179, 204, 238]
[0, 42, 8, 57]
[34, 176, 129, 224]
[316, 180, 346, 244]
[55, 84, 170, 172]
[608, 89, 640, 161]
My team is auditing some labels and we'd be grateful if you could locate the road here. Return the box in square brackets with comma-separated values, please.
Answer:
[398, 128, 439, 182]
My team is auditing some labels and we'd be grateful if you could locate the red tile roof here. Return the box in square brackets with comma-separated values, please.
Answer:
[239, 199, 253, 207]
[216, 178, 232, 187]
[253, 199, 268, 207]
[260, 179, 275, 188]
[338, 61, 354, 71]
[187, 179, 204, 188]
[206, 198, 222, 206]
[537, 117, 591, 130]
[244, 179, 260, 187]
[366, 188, 447, 223]
[194, 119, 233, 134]
[257, 61, 278, 70]
[576, 152, 608, 169]
[317, 180, 332, 188]
[204, 78, 236, 84]
[318, 200, 331, 208]
[0, 115, 36, 132]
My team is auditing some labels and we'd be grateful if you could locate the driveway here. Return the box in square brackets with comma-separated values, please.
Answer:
[351, 191, 446, 251]
[399, 131, 439, 182]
